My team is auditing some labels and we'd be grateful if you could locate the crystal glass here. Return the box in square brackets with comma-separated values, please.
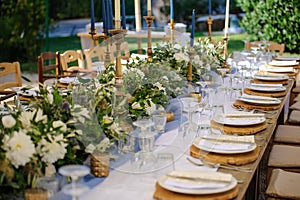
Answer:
[152, 110, 167, 134]
[58, 165, 90, 200]
[131, 118, 157, 172]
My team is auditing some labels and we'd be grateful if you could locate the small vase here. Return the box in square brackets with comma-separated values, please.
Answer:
[90, 153, 110, 177]
[24, 188, 48, 200]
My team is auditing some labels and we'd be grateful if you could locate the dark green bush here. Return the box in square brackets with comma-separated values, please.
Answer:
[236, 0, 300, 54]
[0, 0, 46, 62]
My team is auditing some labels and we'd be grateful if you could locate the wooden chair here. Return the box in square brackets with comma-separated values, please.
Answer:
[0, 61, 22, 90]
[244, 40, 285, 56]
[84, 45, 107, 70]
[60, 50, 86, 75]
[38, 51, 62, 83]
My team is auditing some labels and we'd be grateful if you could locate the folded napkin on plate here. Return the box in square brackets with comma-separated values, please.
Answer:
[250, 83, 283, 87]
[198, 139, 253, 151]
[266, 66, 295, 73]
[268, 60, 299, 66]
[241, 94, 279, 101]
[201, 134, 255, 144]
[165, 171, 232, 189]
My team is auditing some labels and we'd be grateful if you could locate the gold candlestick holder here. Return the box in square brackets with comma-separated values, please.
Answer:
[207, 16, 213, 41]
[143, 15, 155, 62]
[222, 35, 230, 68]
[170, 19, 175, 45]
[109, 28, 127, 86]
[89, 29, 109, 47]
[187, 48, 195, 83]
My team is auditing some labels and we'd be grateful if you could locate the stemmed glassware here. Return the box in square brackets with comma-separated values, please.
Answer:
[131, 118, 157, 172]
[59, 164, 90, 200]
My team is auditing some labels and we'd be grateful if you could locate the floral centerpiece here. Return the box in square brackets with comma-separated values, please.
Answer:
[152, 37, 225, 83]
[0, 86, 90, 198]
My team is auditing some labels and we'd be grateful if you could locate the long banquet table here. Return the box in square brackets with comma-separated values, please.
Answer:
[49, 76, 295, 200]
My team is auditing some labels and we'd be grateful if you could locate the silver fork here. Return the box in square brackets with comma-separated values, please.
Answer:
[186, 157, 252, 173]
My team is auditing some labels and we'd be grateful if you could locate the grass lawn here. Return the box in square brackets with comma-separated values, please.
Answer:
[22, 32, 248, 73]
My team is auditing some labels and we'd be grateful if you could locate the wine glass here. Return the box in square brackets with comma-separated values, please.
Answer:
[131, 118, 157, 172]
[216, 68, 229, 87]
[58, 164, 90, 200]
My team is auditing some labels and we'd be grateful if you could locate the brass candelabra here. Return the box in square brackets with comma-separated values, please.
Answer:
[143, 15, 155, 62]
[109, 26, 127, 86]
[207, 16, 213, 41]
[222, 34, 230, 68]
[170, 19, 175, 45]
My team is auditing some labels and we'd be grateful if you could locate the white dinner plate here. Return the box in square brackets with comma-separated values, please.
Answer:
[212, 113, 266, 126]
[193, 137, 257, 154]
[247, 84, 286, 92]
[158, 171, 237, 195]
[268, 60, 299, 66]
[254, 74, 289, 81]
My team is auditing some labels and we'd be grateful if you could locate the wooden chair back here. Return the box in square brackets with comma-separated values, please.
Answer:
[0, 61, 22, 90]
[84, 46, 106, 70]
[60, 50, 85, 75]
[38, 51, 61, 83]
[245, 41, 285, 56]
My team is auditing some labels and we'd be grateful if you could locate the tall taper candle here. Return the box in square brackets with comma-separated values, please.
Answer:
[190, 9, 195, 47]
[115, 0, 121, 20]
[224, 0, 230, 37]
[90, 0, 95, 30]
[121, 0, 126, 29]
[208, 0, 211, 15]
[147, 0, 151, 16]
[108, 0, 114, 29]
[102, 0, 107, 33]
[170, 0, 174, 20]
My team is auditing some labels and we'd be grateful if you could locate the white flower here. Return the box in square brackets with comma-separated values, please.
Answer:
[173, 44, 182, 50]
[35, 109, 47, 123]
[103, 115, 113, 124]
[131, 102, 143, 110]
[144, 99, 156, 115]
[174, 53, 189, 62]
[52, 120, 67, 132]
[37, 134, 67, 164]
[72, 105, 90, 124]
[19, 111, 34, 130]
[47, 93, 54, 104]
[2, 130, 35, 168]
[85, 143, 96, 154]
[154, 82, 166, 94]
[162, 76, 169, 81]
[95, 137, 111, 152]
[2, 115, 16, 128]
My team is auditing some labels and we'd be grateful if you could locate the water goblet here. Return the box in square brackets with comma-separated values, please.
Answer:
[152, 110, 167, 134]
[58, 164, 90, 200]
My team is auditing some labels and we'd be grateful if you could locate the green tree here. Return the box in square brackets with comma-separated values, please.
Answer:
[0, 0, 46, 62]
[236, 0, 300, 54]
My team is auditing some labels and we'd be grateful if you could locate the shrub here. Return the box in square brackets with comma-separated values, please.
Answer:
[236, 0, 300, 54]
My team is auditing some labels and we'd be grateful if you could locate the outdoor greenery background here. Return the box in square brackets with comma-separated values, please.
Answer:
[0, 0, 299, 73]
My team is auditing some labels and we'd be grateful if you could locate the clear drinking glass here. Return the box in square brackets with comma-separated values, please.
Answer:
[58, 165, 90, 200]
[152, 110, 167, 134]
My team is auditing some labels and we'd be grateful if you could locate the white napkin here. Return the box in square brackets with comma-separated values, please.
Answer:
[164, 171, 231, 189]
[201, 134, 255, 143]
[266, 66, 294, 73]
[198, 139, 252, 151]
[268, 60, 298, 66]
[164, 178, 228, 189]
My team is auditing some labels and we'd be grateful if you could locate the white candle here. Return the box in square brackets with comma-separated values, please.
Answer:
[134, 0, 141, 31]
[147, 0, 151, 16]
[224, 0, 230, 37]
[115, 0, 121, 28]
